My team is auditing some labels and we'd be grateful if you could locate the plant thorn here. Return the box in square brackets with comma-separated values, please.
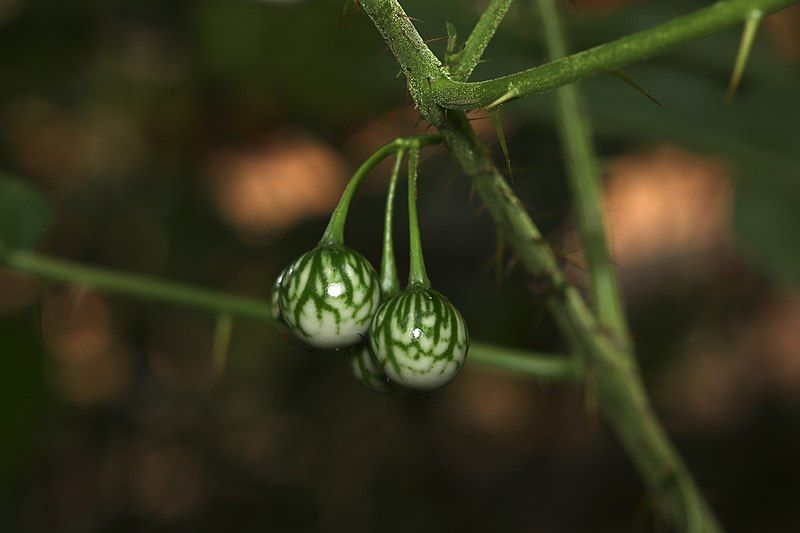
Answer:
[613, 69, 663, 107]
[726, 9, 763, 102]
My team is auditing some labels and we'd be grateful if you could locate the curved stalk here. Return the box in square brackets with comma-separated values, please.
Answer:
[380, 149, 405, 296]
[321, 134, 441, 245]
[406, 143, 430, 289]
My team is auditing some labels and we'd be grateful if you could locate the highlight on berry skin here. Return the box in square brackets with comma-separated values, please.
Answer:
[369, 287, 468, 391]
[278, 244, 381, 350]
[269, 267, 288, 323]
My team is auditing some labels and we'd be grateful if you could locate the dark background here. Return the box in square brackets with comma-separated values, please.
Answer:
[1, 0, 799, 531]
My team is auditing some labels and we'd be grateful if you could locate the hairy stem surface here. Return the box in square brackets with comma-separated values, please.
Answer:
[431, 0, 797, 109]
[359, 0, 735, 529]
[451, 0, 515, 80]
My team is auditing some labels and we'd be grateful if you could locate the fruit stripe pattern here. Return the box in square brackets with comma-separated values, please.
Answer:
[280, 244, 380, 349]
[269, 268, 287, 323]
[346, 344, 400, 394]
[370, 287, 468, 390]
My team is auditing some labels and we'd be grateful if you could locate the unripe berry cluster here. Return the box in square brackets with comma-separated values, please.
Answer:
[270, 137, 468, 392]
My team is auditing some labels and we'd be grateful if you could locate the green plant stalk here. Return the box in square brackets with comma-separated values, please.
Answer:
[0, 248, 572, 380]
[450, 107, 723, 533]
[469, 341, 582, 381]
[406, 143, 430, 288]
[430, 0, 797, 109]
[537, 0, 630, 346]
[434, 116, 717, 533]
[322, 134, 441, 244]
[359, 0, 725, 529]
[3, 248, 273, 321]
[380, 149, 405, 296]
[450, 0, 515, 80]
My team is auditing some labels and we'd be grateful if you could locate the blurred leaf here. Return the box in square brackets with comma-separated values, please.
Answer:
[0, 173, 51, 250]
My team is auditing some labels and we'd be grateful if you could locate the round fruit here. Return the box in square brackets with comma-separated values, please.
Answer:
[345, 343, 402, 394]
[280, 244, 380, 349]
[369, 287, 468, 390]
[269, 267, 287, 323]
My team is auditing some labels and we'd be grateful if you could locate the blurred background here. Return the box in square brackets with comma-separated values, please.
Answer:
[1, 0, 799, 530]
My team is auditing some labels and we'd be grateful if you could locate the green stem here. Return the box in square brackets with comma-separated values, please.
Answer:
[451, 0, 515, 80]
[406, 143, 430, 289]
[3, 249, 273, 321]
[380, 149, 405, 296]
[537, 0, 630, 346]
[431, 0, 797, 109]
[469, 341, 582, 381]
[321, 134, 441, 245]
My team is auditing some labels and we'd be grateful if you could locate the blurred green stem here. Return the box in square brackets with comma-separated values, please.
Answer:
[470, 341, 581, 381]
[537, 1, 720, 529]
[3, 248, 273, 321]
[1, 248, 571, 380]
[536, 0, 630, 347]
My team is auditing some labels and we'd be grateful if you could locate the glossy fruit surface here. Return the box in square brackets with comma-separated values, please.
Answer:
[280, 244, 380, 349]
[369, 287, 468, 390]
[345, 343, 402, 394]
[269, 268, 287, 323]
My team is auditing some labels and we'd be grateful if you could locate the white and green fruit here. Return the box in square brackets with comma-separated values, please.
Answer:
[345, 343, 402, 395]
[369, 287, 468, 391]
[269, 267, 287, 323]
[280, 244, 380, 349]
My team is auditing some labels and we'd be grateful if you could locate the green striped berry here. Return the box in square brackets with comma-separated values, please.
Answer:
[369, 287, 469, 391]
[345, 343, 402, 394]
[280, 244, 380, 349]
[269, 267, 287, 323]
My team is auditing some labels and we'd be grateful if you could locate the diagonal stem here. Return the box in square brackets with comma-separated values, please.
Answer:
[431, 0, 798, 109]
[359, 0, 726, 529]
[536, 0, 631, 346]
[450, 0, 515, 80]
[0, 248, 572, 381]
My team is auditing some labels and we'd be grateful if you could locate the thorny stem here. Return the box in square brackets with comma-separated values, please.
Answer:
[380, 149, 405, 297]
[406, 143, 430, 289]
[0, 249, 571, 380]
[430, 0, 797, 110]
[322, 134, 441, 245]
[450, 0, 515, 80]
[536, 0, 631, 347]
[356, 0, 774, 529]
